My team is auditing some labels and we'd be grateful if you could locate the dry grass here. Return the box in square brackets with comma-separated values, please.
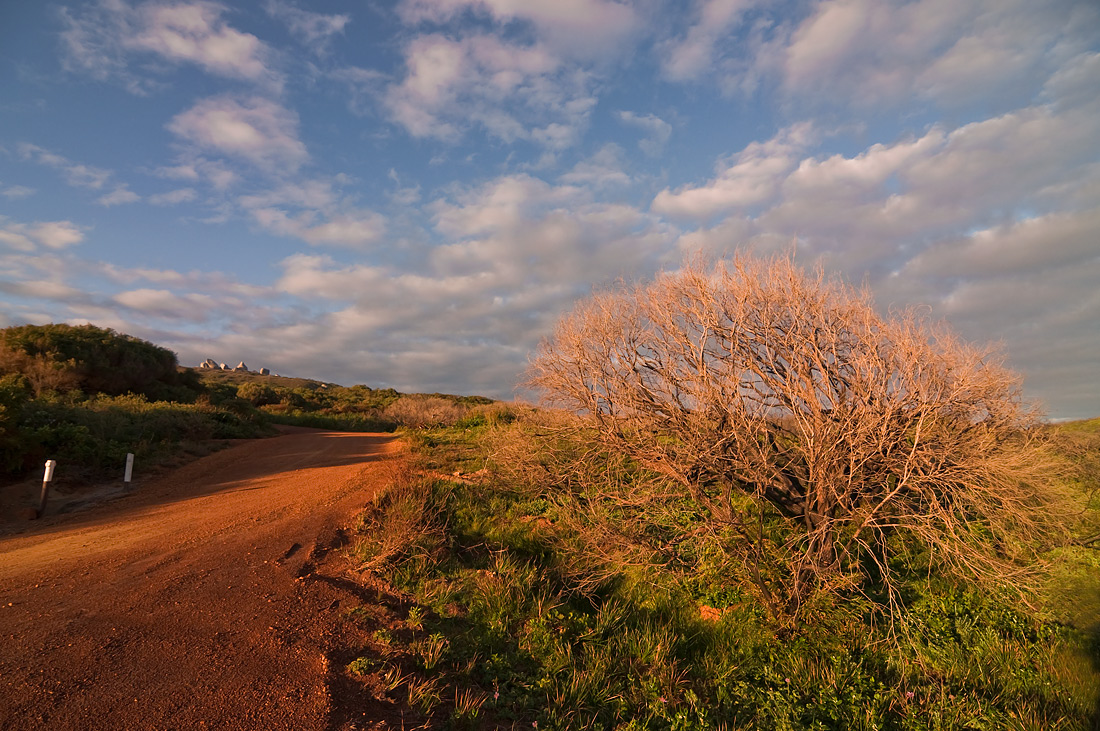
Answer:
[352, 456, 446, 571]
[384, 395, 469, 428]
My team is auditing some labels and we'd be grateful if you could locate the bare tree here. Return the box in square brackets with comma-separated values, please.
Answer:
[526, 253, 1071, 617]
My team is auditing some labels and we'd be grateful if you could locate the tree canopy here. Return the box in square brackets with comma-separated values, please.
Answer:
[0, 323, 186, 398]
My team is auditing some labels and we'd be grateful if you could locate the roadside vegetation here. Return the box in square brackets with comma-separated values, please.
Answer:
[0, 323, 487, 487]
[343, 254, 1100, 729]
[345, 414, 1100, 730]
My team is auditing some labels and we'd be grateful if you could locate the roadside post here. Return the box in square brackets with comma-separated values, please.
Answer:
[39, 459, 57, 517]
[124, 452, 134, 490]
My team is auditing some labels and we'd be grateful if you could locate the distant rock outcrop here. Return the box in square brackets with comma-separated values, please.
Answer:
[197, 358, 271, 375]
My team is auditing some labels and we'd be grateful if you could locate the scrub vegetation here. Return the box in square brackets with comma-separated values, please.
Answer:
[0, 323, 487, 485]
[344, 255, 1100, 729]
[346, 404, 1100, 731]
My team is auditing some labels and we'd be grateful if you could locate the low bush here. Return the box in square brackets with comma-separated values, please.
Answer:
[346, 417, 1100, 730]
[4, 392, 270, 482]
[236, 381, 279, 406]
[384, 396, 470, 428]
[262, 408, 396, 433]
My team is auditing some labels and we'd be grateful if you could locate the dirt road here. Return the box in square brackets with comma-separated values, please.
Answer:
[0, 428, 404, 730]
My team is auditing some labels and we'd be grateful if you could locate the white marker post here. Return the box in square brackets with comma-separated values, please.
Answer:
[39, 459, 57, 517]
[124, 453, 134, 490]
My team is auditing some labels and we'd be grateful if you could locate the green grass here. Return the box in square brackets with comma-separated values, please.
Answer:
[347, 421, 1100, 730]
[1, 359, 502, 482]
[4, 391, 271, 482]
[261, 408, 396, 432]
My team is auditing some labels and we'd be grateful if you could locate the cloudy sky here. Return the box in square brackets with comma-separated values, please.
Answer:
[1, 0, 1097, 418]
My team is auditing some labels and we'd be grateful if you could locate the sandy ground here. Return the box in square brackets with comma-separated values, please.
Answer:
[0, 427, 409, 730]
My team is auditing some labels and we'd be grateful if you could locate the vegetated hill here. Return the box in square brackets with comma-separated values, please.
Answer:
[194, 366, 494, 406]
[0, 323, 199, 401]
[0, 323, 499, 487]
[193, 368, 337, 391]
[192, 367, 495, 431]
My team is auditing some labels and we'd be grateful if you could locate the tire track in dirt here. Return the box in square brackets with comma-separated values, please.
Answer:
[0, 427, 407, 730]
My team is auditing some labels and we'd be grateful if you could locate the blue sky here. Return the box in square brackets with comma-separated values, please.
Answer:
[1, 0, 1098, 418]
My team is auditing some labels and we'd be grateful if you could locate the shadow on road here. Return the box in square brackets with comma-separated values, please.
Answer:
[0, 430, 398, 540]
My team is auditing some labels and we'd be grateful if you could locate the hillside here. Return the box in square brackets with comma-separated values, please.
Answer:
[0, 324, 495, 516]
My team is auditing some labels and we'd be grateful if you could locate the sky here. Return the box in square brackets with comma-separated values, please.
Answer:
[0, 0, 1098, 419]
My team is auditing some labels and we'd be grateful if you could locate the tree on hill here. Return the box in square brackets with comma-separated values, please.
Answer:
[526, 253, 1071, 617]
[0, 323, 190, 398]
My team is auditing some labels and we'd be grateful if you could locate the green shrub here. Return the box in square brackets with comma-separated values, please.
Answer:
[0, 373, 32, 472]
[0, 323, 195, 399]
[346, 420, 1100, 731]
[5, 393, 269, 481]
[262, 409, 395, 432]
[235, 381, 278, 406]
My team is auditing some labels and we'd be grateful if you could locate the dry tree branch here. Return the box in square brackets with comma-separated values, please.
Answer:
[525, 251, 1074, 620]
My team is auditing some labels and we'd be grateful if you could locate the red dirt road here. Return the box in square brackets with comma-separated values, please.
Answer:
[0, 428, 403, 730]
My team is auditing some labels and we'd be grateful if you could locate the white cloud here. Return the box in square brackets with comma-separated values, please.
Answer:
[133, 2, 275, 82]
[251, 207, 387, 248]
[428, 173, 673, 286]
[903, 208, 1100, 281]
[264, 0, 349, 53]
[1042, 51, 1100, 109]
[886, 257, 1100, 420]
[60, 0, 281, 92]
[559, 144, 632, 188]
[96, 261, 268, 299]
[892, 105, 1100, 224]
[618, 111, 672, 156]
[387, 170, 422, 206]
[18, 143, 113, 190]
[239, 178, 387, 249]
[298, 214, 387, 248]
[398, 0, 641, 60]
[430, 174, 580, 238]
[0, 218, 85, 251]
[0, 279, 87, 302]
[148, 188, 198, 205]
[661, 0, 758, 81]
[658, 99, 1099, 271]
[649, 93, 1099, 418]
[97, 185, 141, 206]
[59, 2, 152, 94]
[0, 229, 34, 252]
[652, 122, 815, 218]
[238, 179, 338, 210]
[154, 163, 201, 181]
[778, 0, 1099, 109]
[198, 159, 239, 190]
[167, 95, 308, 171]
[2, 185, 35, 199]
[384, 33, 597, 148]
[112, 288, 218, 320]
[156, 156, 239, 190]
[0, 249, 290, 351]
